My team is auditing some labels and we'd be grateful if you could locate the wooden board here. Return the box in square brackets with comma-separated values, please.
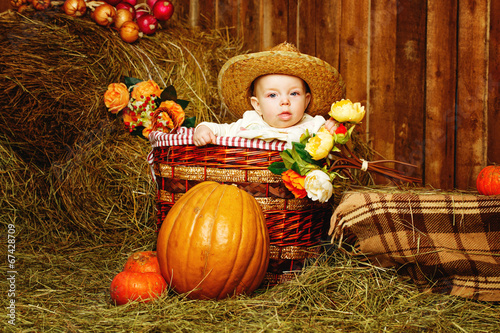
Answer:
[424, 0, 457, 190]
[239, 0, 261, 52]
[262, 0, 288, 50]
[338, 0, 369, 134]
[394, 0, 426, 181]
[367, 0, 398, 184]
[313, 0, 341, 69]
[455, 0, 489, 190]
[488, 0, 500, 165]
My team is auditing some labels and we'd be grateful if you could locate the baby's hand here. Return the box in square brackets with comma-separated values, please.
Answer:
[324, 118, 339, 134]
[193, 125, 216, 146]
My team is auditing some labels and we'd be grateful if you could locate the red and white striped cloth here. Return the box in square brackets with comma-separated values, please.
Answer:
[148, 127, 287, 151]
[147, 127, 287, 171]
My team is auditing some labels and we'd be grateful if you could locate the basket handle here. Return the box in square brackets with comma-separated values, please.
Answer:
[151, 107, 162, 132]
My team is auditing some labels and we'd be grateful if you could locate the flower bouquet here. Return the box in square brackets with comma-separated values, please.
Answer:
[104, 77, 192, 138]
[268, 99, 421, 203]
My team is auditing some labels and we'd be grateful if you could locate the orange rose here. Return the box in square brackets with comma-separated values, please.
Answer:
[157, 100, 185, 130]
[282, 169, 307, 199]
[131, 80, 162, 100]
[104, 83, 129, 114]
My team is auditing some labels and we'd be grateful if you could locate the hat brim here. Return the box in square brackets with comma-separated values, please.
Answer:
[218, 49, 346, 119]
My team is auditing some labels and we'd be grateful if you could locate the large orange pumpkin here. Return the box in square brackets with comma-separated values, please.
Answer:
[477, 165, 500, 195]
[156, 181, 270, 300]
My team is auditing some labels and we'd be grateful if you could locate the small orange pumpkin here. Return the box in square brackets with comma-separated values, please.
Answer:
[110, 271, 167, 305]
[157, 181, 270, 300]
[477, 165, 500, 195]
[123, 251, 161, 274]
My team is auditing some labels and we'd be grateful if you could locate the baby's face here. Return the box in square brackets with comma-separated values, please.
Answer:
[250, 74, 311, 128]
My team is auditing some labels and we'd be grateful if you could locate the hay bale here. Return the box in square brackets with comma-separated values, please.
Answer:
[0, 9, 244, 244]
[0, 10, 242, 167]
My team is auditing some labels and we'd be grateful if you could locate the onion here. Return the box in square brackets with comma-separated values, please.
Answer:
[10, 0, 27, 10]
[152, 0, 174, 21]
[115, 2, 135, 16]
[114, 8, 134, 29]
[136, 13, 158, 35]
[62, 0, 87, 17]
[92, 3, 116, 27]
[119, 21, 142, 43]
[17, 4, 29, 12]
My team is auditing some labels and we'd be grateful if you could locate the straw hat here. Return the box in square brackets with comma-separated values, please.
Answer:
[218, 42, 346, 119]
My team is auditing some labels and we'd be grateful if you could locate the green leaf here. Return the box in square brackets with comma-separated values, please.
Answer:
[291, 162, 302, 175]
[268, 162, 287, 175]
[289, 148, 315, 175]
[182, 116, 196, 128]
[124, 77, 142, 89]
[154, 97, 162, 109]
[177, 99, 190, 110]
[161, 85, 177, 101]
[129, 125, 147, 140]
[299, 130, 312, 145]
[292, 142, 317, 165]
[279, 150, 296, 170]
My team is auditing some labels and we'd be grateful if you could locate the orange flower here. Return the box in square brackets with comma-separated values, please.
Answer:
[282, 169, 307, 199]
[131, 80, 162, 100]
[156, 100, 185, 130]
[104, 83, 129, 114]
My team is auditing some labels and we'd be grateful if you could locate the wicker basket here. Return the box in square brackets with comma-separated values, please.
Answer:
[148, 128, 331, 285]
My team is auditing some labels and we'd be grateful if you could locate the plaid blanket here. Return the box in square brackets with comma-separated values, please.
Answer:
[328, 191, 500, 302]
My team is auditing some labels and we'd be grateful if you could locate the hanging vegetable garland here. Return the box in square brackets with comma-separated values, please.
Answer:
[9, 0, 175, 44]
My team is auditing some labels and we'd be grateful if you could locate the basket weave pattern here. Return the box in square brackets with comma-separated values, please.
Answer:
[149, 130, 331, 285]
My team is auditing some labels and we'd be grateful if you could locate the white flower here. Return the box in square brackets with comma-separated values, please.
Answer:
[304, 170, 333, 203]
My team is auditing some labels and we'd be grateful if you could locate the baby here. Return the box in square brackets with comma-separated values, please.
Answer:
[193, 42, 346, 147]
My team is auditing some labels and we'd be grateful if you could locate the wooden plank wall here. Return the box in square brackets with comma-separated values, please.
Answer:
[0, 0, 9, 13]
[188, 0, 498, 191]
[1, 0, 497, 191]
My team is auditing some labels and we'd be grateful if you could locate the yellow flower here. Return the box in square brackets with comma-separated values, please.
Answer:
[104, 83, 129, 114]
[131, 80, 162, 100]
[305, 126, 334, 160]
[329, 99, 365, 123]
